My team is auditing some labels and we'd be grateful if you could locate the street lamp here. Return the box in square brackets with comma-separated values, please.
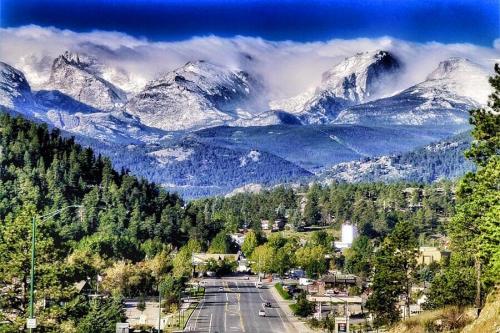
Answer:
[28, 205, 83, 332]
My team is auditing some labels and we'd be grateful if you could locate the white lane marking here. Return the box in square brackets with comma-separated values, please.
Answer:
[209, 313, 213, 333]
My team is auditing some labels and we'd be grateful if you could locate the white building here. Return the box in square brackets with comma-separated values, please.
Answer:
[334, 223, 358, 249]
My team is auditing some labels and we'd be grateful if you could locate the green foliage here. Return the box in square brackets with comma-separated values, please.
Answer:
[290, 292, 315, 317]
[424, 255, 476, 309]
[295, 245, 328, 278]
[137, 295, 146, 312]
[76, 297, 126, 333]
[250, 244, 275, 273]
[448, 64, 500, 298]
[173, 240, 201, 278]
[366, 221, 418, 328]
[303, 184, 322, 225]
[343, 235, 373, 278]
[241, 229, 258, 257]
[274, 283, 292, 300]
[207, 231, 236, 254]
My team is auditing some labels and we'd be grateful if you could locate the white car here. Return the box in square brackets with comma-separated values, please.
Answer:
[218, 286, 224, 291]
[325, 289, 335, 296]
[258, 309, 266, 317]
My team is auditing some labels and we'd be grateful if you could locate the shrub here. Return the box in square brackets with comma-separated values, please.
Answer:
[275, 283, 292, 300]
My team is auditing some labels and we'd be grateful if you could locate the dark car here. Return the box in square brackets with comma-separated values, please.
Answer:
[263, 302, 272, 308]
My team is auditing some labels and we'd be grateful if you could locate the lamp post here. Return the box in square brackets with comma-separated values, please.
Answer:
[28, 205, 83, 332]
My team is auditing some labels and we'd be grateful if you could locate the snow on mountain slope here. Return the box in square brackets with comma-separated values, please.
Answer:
[126, 60, 263, 131]
[271, 50, 401, 124]
[320, 132, 474, 184]
[0, 62, 33, 109]
[334, 58, 490, 127]
[43, 110, 168, 145]
[232, 110, 302, 126]
[47, 51, 127, 111]
[0, 60, 164, 146]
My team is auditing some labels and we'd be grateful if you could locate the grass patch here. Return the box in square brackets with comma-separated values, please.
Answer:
[165, 302, 197, 332]
[275, 283, 292, 300]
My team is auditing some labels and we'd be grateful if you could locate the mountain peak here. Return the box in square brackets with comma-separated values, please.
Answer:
[321, 50, 400, 95]
[127, 60, 262, 131]
[53, 51, 97, 70]
[426, 57, 484, 81]
[272, 50, 401, 124]
[47, 51, 127, 111]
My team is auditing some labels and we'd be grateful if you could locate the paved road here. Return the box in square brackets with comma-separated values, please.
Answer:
[185, 277, 296, 333]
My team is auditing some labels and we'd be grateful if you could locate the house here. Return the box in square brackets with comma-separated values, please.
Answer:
[230, 233, 246, 246]
[307, 295, 364, 316]
[417, 246, 450, 265]
[318, 273, 359, 294]
[73, 280, 92, 294]
[261, 220, 270, 230]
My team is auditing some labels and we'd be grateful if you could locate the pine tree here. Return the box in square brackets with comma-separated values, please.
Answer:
[448, 64, 500, 309]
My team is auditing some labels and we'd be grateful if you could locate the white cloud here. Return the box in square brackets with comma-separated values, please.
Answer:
[0, 25, 498, 100]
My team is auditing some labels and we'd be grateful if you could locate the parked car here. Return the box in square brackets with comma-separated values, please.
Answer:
[325, 289, 335, 296]
[258, 309, 266, 317]
[262, 302, 272, 308]
[299, 278, 314, 286]
[218, 286, 224, 291]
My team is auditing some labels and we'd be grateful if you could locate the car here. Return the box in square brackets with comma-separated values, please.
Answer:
[218, 286, 224, 291]
[262, 302, 272, 308]
[325, 289, 335, 296]
[258, 309, 266, 317]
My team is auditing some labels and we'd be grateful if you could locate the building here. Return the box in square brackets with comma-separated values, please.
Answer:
[334, 223, 358, 249]
[417, 246, 450, 265]
[261, 220, 270, 230]
[317, 273, 359, 295]
[230, 233, 246, 246]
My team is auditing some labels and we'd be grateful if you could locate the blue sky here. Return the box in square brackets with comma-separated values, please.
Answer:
[0, 0, 498, 45]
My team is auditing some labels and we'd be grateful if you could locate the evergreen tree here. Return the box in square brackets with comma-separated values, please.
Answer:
[448, 64, 500, 308]
[367, 221, 417, 327]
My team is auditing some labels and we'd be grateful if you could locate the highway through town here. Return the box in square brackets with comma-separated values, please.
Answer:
[185, 277, 297, 333]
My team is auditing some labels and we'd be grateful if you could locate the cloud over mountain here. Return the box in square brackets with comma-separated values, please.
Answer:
[0, 25, 498, 102]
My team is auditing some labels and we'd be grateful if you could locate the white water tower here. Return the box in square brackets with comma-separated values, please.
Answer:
[334, 223, 358, 249]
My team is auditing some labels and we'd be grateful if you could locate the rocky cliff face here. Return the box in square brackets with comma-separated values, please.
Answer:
[271, 50, 401, 124]
[46, 51, 127, 111]
[334, 58, 490, 127]
[126, 60, 262, 131]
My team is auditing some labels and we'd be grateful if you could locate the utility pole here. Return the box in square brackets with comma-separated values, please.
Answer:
[158, 285, 161, 333]
[27, 205, 84, 332]
[28, 216, 36, 333]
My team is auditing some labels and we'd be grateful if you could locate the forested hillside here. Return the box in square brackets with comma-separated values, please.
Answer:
[0, 113, 195, 331]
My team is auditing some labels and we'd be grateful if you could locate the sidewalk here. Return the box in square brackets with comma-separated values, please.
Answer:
[269, 283, 316, 333]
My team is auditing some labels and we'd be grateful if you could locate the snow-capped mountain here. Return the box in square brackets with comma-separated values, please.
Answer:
[46, 51, 127, 111]
[126, 60, 263, 131]
[0, 62, 33, 110]
[0, 49, 493, 198]
[334, 58, 491, 127]
[271, 50, 401, 124]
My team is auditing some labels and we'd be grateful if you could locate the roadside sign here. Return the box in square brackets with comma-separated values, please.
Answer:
[115, 322, 129, 333]
[26, 318, 37, 329]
